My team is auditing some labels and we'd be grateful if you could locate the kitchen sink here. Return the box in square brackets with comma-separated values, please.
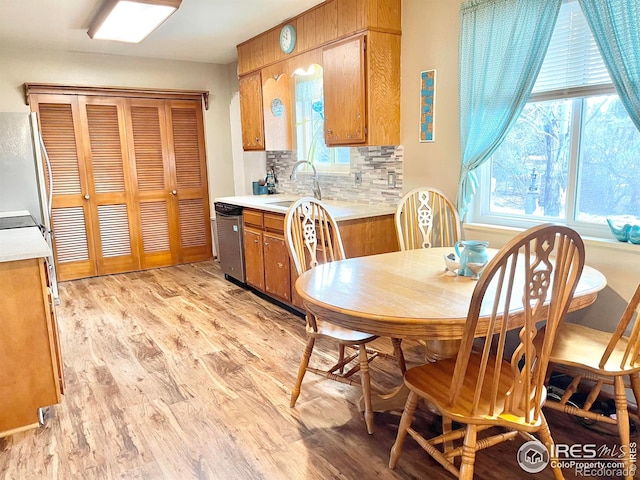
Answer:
[266, 200, 295, 207]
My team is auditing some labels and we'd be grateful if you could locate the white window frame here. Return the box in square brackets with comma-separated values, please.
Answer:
[468, 0, 638, 240]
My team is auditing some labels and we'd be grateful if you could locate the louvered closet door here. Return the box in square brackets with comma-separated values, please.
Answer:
[166, 101, 211, 263]
[78, 96, 140, 275]
[33, 95, 97, 281]
[126, 99, 177, 268]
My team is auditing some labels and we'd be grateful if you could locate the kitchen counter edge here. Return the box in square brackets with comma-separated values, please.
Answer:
[214, 195, 396, 221]
[0, 226, 52, 263]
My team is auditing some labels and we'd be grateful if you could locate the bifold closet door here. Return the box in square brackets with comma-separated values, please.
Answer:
[35, 95, 97, 281]
[33, 94, 211, 281]
[78, 96, 139, 276]
[166, 101, 211, 263]
[126, 99, 177, 269]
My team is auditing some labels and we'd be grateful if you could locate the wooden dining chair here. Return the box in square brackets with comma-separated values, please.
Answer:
[540, 283, 640, 480]
[285, 197, 406, 434]
[394, 187, 461, 251]
[389, 223, 586, 479]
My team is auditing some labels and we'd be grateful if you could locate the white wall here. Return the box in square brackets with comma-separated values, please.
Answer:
[0, 47, 236, 210]
[400, 0, 640, 327]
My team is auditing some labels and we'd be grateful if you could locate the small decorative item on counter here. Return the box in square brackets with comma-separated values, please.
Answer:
[253, 178, 268, 195]
[607, 218, 640, 244]
[265, 168, 277, 194]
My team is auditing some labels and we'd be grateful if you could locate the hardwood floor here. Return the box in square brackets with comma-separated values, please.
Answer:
[0, 261, 631, 479]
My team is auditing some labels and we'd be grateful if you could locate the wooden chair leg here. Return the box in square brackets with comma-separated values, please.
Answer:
[613, 376, 634, 480]
[338, 344, 346, 374]
[442, 416, 454, 462]
[392, 337, 406, 374]
[539, 413, 564, 480]
[290, 337, 315, 408]
[628, 373, 640, 420]
[458, 425, 477, 480]
[389, 391, 419, 468]
[359, 345, 374, 434]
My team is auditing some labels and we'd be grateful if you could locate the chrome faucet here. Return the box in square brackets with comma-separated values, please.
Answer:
[290, 160, 322, 200]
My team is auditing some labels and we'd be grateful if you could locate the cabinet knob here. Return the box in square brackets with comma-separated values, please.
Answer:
[253, 240, 259, 244]
[83, 194, 90, 200]
[255, 137, 260, 142]
[264, 242, 270, 246]
[171, 190, 177, 195]
[326, 129, 333, 135]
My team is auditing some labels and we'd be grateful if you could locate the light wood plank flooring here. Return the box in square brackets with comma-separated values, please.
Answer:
[0, 261, 628, 479]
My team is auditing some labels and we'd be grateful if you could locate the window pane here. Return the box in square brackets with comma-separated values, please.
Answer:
[489, 100, 572, 219]
[333, 147, 351, 165]
[577, 95, 640, 224]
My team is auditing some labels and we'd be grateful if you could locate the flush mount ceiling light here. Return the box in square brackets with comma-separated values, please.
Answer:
[88, 0, 182, 43]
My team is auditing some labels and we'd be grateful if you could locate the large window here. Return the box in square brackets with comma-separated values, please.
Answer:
[473, 1, 640, 237]
[293, 65, 350, 172]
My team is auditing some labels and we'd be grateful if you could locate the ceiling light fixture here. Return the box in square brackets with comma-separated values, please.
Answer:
[88, 0, 182, 44]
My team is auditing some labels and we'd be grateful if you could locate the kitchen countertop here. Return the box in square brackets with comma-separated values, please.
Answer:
[214, 195, 395, 221]
[0, 210, 51, 263]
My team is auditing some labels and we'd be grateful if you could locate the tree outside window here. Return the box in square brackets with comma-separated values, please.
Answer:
[475, 0, 640, 236]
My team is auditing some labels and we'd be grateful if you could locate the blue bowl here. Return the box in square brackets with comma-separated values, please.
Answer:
[607, 219, 632, 242]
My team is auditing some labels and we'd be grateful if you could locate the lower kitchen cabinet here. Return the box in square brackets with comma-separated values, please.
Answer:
[244, 227, 265, 291]
[263, 232, 291, 302]
[242, 206, 397, 310]
[243, 210, 291, 304]
[0, 257, 64, 437]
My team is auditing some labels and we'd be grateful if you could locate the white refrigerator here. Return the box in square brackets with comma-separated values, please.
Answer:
[0, 111, 58, 299]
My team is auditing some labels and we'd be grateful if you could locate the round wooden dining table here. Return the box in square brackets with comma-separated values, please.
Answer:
[294, 247, 607, 411]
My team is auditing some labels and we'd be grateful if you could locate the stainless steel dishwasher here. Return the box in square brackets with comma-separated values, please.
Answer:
[214, 202, 246, 283]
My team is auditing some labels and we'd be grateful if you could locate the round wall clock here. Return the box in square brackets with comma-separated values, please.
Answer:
[279, 24, 296, 54]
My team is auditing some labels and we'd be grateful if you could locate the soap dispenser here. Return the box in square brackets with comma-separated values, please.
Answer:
[266, 168, 277, 194]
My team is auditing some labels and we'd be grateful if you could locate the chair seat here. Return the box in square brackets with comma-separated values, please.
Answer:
[308, 319, 378, 344]
[404, 355, 543, 429]
[543, 323, 640, 375]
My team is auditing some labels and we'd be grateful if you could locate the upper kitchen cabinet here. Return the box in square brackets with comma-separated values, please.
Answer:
[236, 0, 401, 150]
[239, 71, 265, 150]
[323, 30, 400, 146]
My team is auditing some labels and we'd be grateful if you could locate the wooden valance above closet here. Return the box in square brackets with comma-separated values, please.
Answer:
[24, 83, 210, 110]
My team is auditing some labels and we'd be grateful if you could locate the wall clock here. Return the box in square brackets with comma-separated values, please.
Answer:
[279, 24, 296, 54]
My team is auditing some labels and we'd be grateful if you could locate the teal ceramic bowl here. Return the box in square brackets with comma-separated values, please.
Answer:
[607, 219, 632, 242]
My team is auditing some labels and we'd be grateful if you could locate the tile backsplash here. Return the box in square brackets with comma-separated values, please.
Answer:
[266, 146, 403, 206]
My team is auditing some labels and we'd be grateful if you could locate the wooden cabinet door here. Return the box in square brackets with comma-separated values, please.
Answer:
[79, 96, 140, 276]
[166, 101, 212, 263]
[322, 34, 366, 145]
[263, 232, 291, 302]
[244, 227, 265, 290]
[34, 95, 98, 281]
[126, 99, 176, 269]
[239, 71, 265, 150]
[262, 68, 292, 151]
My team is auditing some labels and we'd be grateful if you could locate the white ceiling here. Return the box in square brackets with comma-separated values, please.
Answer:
[0, 0, 324, 64]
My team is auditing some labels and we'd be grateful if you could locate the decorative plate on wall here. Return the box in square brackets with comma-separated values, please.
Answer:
[271, 98, 284, 117]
